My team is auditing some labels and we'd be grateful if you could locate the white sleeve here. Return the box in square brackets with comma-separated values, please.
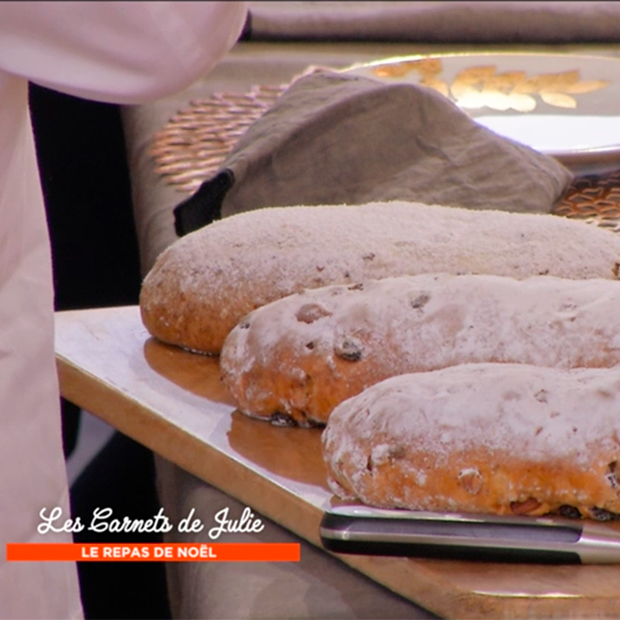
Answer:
[0, 1, 247, 104]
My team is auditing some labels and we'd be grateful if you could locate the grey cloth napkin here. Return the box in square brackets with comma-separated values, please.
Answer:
[248, 1, 620, 43]
[174, 69, 572, 235]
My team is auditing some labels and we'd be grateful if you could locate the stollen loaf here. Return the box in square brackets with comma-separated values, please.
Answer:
[220, 273, 620, 426]
[139, 201, 620, 355]
[322, 363, 620, 520]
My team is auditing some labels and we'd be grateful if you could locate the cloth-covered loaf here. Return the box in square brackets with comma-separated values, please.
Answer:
[322, 363, 620, 520]
[139, 201, 620, 355]
[220, 274, 620, 426]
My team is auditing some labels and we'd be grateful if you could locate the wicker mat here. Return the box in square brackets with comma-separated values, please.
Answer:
[149, 86, 620, 234]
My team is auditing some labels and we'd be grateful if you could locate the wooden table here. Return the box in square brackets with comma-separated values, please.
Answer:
[55, 305, 620, 619]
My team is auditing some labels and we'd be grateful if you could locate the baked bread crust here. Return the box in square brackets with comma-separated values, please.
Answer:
[220, 274, 620, 426]
[322, 363, 620, 519]
[139, 202, 620, 355]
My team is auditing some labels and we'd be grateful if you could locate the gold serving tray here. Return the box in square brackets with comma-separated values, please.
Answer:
[347, 52, 620, 175]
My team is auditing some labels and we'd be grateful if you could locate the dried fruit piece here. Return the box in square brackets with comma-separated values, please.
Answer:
[295, 303, 332, 324]
[510, 497, 541, 515]
[334, 337, 363, 361]
[457, 468, 483, 495]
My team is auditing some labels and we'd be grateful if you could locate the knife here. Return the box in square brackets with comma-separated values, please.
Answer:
[319, 504, 620, 564]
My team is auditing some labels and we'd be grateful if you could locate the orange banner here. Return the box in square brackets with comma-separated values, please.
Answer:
[6, 543, 300, 562]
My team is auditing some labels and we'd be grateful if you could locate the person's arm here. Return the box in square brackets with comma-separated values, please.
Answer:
[0, 1, 247, 104]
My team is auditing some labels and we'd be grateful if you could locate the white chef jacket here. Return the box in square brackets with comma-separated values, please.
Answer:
[0, 3, 246, 618]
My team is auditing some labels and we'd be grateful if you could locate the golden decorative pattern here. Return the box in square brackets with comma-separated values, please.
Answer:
[149, 84, 287, 194]
[371, 59, 610, 112]
[553, 171, 620, 234]
[149, 87, 620, 235]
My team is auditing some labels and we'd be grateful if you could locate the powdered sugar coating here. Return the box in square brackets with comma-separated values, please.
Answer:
[322, 363, 620, 517]
[220, 273, 620, 425]
[140, 201, 620, 354]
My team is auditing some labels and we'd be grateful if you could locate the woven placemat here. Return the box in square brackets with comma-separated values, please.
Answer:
[149, 86, 620, 234]
[149, 85, 287, 194]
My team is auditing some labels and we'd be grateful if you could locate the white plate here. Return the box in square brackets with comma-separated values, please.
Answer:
[343, 53, 620, 175]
